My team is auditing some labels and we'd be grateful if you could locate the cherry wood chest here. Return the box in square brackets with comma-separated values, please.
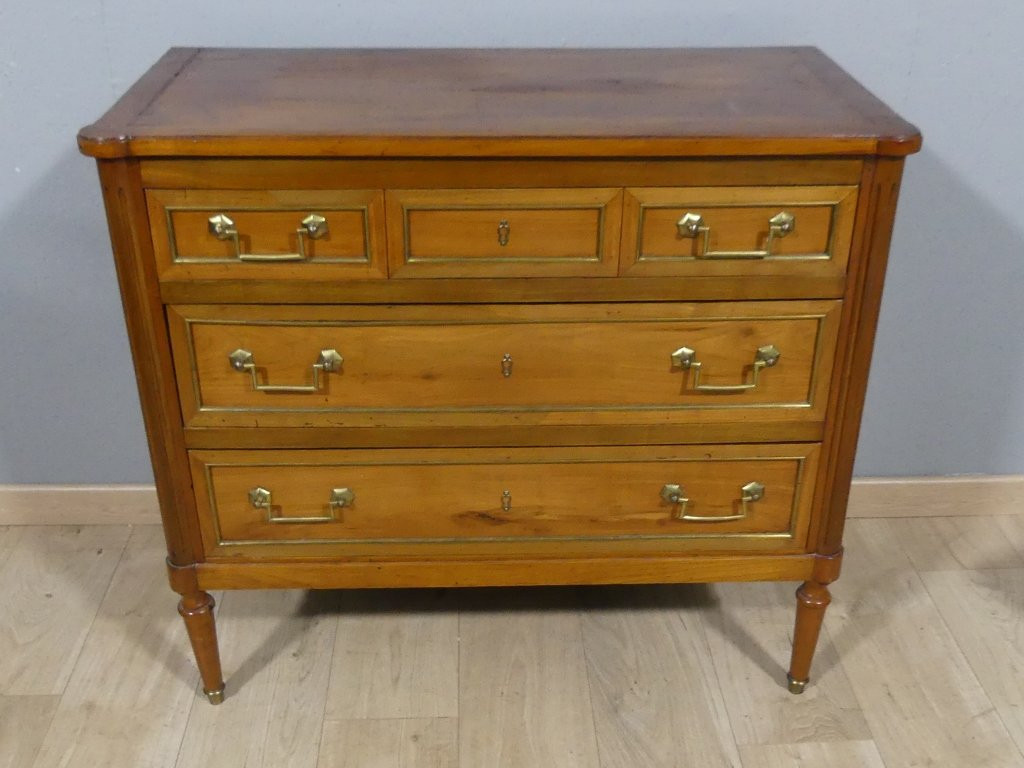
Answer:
[79, 47, 920, 703]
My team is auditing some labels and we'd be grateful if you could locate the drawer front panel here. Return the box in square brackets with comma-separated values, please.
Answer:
[147, 189, 387, 280]
[620, 186, 857, 278]
[386, 189, 622, 277]
[168, 301, 841, 429]
[191, 444, 820, 558]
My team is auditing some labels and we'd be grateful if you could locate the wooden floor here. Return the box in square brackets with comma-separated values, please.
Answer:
[3, 511, 1024, 767]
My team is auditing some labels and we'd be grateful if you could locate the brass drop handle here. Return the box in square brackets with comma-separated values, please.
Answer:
[501, 353, 513, 378]
[497, 219, 511, 246]
[501, 490, 512, 512]
[676, 211, 794, 259]
[248, 486, 354, 524]
[229, 348, 343, 393]
[670, 344, 780, 393]
[208, 213, 329, 262]
[661, 481, 765, 522]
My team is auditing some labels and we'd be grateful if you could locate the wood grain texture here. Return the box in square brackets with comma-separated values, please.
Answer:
[3, 474, 1017, 528]
[189, 445, 818, 558]
[814, 157, 907, 554]
[829, 519, 1022, 767]
[147, 188, 387, 283]
[78, 48, 920, 158]
[140, 157, 865, 191]
[848, 474, 1024, 518]
[6, 518, 1024, 767]
[0, 485, 159, 525]
[458, 589, 600, 767]
[387, 188, 622, 278]
[877, 515, 1024, 571]
[0, 525, 129, 695]
[78, 47, 921, 706]
[174, 589, 336, 768]
[0, 694, 59, 768]
[703, 581, 870, 746]
[738, 740, 886, 768]
[922, 568, 1024, 757]
[318, 718, 457, 768]
[325, 590, 458, 720]
[30, 526, 199, 768]
[620, 185, 857, 281]
[195, 554, 816, 591]
[97, 160, 204, 565]
[169, 301, 840, 431]
[580, 585, 741, 768]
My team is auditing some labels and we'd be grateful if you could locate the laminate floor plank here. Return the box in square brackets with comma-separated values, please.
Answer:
[829, 519, 1022, 767]
[579, 584, 741, 768]
[0, 695, 59, 768]
[174, 588, 337, 768]
[30, 526, 198, 768]
[880, 516, 1024, 572]
[458, 587, 600, 768]
[317, 718, 457, 768]
[738, 739, 887, 767]
[0, 525, 130, 695]
[703, 580, 870, 746]
[325, 589, 458, 720]
[922, 568, 1024, 760]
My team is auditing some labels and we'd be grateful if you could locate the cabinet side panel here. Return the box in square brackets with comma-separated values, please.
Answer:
[815, 157, 907, 553]
[97, 159, 203, 565]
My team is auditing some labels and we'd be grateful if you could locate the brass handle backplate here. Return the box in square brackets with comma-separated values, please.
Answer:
[661, 481, 765, 522]
[229, 348, 342, 394]
[248, 485, 353, 524]
[670, 344, 780, 393]
[501, 490, 512, 512]
[676, 211, 794, 259]
[497, 219, 511, 247]
[501, 353, 513, 378]
[208, 213, 329, 262]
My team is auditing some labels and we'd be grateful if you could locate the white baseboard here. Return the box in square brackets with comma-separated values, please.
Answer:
[0, 476, 1021, 526]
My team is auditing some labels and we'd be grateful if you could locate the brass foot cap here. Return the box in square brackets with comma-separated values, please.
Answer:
[787, 675, 808, 694]
[204, 686, 225, 705]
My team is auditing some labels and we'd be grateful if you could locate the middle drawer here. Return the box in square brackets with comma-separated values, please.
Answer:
[169, 301, 840, 431]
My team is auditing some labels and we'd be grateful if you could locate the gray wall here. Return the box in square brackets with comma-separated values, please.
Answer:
[1, 1, 1022, 483]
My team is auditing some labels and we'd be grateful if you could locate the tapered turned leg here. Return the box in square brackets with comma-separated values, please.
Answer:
[787, 580, 832, 694]
[178, 591, 225, 704]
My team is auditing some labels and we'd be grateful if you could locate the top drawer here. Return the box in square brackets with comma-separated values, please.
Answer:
[386, 188, 622, 277]
[147, 189, 387, 281]
[620, 186, 857, 279]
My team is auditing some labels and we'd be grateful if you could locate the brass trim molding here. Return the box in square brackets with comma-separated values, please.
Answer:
[164, 203, 374, 265]
[197, 454, 808, 549]
[180, 312, 829, 416]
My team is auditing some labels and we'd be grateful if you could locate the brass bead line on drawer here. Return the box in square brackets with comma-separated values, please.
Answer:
[228, 348, 343, 394]
[660, 481, 766, 522]
[207, 212, 329, 262]
[670, 344, 781, 393]
[676, 210, 795, 259]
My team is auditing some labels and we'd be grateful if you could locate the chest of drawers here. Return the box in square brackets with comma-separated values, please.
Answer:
[79, 47, 920, 704]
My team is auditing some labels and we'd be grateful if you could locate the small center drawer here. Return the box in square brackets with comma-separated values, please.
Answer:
[168, 301, 841, 431]
[190, 444, 820, 558]
[385, 188, 623, 277]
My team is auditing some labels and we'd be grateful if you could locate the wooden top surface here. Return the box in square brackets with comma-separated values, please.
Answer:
[79, 47, 920, 159]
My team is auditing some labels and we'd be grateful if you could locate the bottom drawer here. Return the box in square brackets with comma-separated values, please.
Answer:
[190, 444, 820, 559]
